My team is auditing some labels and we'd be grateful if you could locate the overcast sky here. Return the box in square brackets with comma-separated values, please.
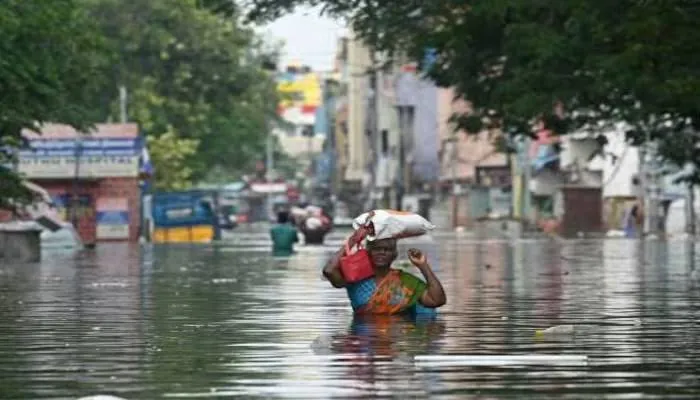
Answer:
[259, 6, 347, 72]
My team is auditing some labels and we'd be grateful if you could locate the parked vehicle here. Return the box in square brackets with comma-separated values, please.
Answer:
[151, 190, 221, 243]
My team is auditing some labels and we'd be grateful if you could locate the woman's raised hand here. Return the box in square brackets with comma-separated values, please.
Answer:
[408, 248, 428, 269]
[347, 227, 367, 248]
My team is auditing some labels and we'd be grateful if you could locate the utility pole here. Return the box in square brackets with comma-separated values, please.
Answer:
[70, 137, 83, 229]
[404, 107, 415, 207]
[521, 135, 532, 226]
[397, 104, 417, 211]
[325, 77, 338, 203]
[306, 125, 314, 201]
[363, 64, 380, 211]
[265, 124, 274, 220]
[638, 142, 647, 235]
[450, 132, 459, 228]
[683, 132, 697, 236]
[643, 137, 662, 236]
[643, 139, 653, 235]
[688, 183, 696, 236]
[397, 106, 406, 210]
[119, 85, 128, 123]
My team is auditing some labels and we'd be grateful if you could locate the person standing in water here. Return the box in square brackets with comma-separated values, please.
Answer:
[300, 209, 332, 245]
[323, 231, 446, 316]
[622, 201, 643, 238]
[270, 211, 298, 256]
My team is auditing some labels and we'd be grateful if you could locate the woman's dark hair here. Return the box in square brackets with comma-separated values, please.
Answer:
[277, 211, 290, 224]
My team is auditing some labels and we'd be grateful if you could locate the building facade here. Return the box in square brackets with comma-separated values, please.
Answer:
[437, 90, 509, 226]
[344, 31, 373, 184]
[16, 123, 143, 244]
[275, 64, 325, 159]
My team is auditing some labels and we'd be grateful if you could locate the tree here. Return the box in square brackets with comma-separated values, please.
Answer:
[147, 131, 200, 191]
[200, 133, 303, 183]
[0, 0, 108, 209]
[81, 0, 281, 183]
[245, 0, 700, 169]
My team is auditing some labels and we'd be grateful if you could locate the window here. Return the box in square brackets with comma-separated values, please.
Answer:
[381, 130, 389, 154]
[301, 125, 314, 137]
[532, 194, 554, 217]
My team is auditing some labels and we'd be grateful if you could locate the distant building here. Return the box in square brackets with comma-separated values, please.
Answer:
[437, 91, 509, 226]
[327, 33, 372, 215]
[13, 123, 145, 244]
[343, 32, 373, 185]
[275, 64, 325, 159]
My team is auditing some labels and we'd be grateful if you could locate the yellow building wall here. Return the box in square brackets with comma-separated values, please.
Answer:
[277, 71, 321, 110]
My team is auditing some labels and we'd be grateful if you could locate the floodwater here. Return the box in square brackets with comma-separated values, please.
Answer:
[1, 229, 699, 399]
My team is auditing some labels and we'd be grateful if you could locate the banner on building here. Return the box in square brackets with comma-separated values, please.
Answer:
[96, 197, 130, 240]
[51, 194, 93, 221]
[18, 138, 141, 178]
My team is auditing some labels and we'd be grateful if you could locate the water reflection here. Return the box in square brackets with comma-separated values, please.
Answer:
[312, 315, 446, 357]
[0, 233, 699, 398]
[307, 315, 446, 398]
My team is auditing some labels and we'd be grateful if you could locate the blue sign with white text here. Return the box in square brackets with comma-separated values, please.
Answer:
[19, 138, 141, 157]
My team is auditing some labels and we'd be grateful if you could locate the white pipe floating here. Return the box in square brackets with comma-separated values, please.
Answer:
[414, 354, 589, 367]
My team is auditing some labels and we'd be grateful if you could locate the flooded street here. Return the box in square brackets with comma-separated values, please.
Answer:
[1, 229, 700, 399]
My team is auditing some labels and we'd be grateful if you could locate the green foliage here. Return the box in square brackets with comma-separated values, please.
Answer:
[82, 0, 281, 182]
[0, 0, 108, 210]
[197, 0, 237, 16]
[199, 134, 303, 184]
[272, 149, 304, 181]
[246, 0, 700, 182]
[147, 131, 200, 191]
[0, 0, 278, 210]
[0, 168, 34, 212]
[0, 0, 107, 131]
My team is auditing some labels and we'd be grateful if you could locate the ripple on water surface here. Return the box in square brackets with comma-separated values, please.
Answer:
[0, 231, 699, 399]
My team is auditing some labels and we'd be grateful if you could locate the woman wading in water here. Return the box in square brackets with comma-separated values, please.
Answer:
[323, 230, 446, 316]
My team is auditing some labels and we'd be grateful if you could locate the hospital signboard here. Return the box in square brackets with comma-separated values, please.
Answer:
[17, 138, 141, 178]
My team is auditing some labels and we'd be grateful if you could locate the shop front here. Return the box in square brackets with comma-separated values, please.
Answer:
[17, 123, 143, 244]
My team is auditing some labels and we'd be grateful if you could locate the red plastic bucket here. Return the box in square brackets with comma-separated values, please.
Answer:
[340, 242, 374, 283]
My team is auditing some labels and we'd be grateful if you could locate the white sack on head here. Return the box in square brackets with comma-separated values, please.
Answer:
[305, 217, 323, 230]
[305, 205, 323, 217]
[353, 209, 435, 241]
[290, 207, 308, 218]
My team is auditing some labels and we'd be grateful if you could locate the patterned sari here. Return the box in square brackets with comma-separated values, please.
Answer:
[346, 269, 437, 317]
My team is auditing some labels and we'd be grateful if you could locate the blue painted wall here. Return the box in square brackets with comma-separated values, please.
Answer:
[394, 72, 440, 182]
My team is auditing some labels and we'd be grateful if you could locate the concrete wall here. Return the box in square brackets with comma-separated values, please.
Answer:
[529, 169, 562, 196]
[334, 100, 348, 187]
[601, 126, 641, 198]
[275, 133, 325, 158]
[0, 225, 41, 262]
[373, 68, 400, 189]
[38, 177, 141, 244]
[529, 133, 606, 197]
[345, 33, 372, 181]
[560, 136, 603, 186]
[395, 72, 440, 182]
[437, 89, 507, 181]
